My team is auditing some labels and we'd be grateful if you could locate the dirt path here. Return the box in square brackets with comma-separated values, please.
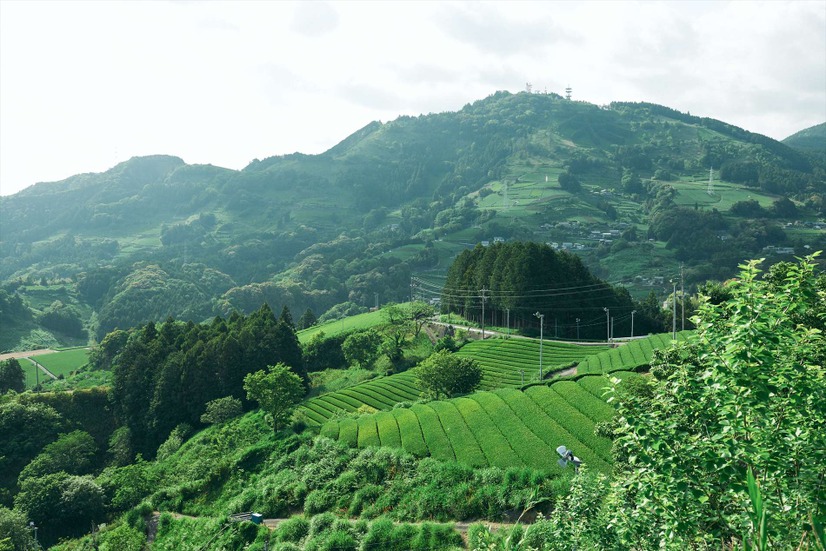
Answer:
[0, 348, 56, 361]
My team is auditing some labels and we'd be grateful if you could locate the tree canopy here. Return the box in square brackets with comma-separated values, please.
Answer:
[415, 350, 482, 399]
[606, 254, 826, 547]
[244, 363, 305, 432]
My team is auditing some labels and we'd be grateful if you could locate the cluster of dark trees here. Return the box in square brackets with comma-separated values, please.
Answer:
[100, 304, 305, 457]
[442, 242, 664, 340]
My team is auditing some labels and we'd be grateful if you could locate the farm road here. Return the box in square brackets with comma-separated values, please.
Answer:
[0, 348, 57, 361]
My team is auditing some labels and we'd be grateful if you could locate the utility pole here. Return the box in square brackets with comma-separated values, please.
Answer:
[603, 307, 610, 343]
[576, 318, 580, 340]
[506, 308, 510, 338]
[631, 310, 636, 338]
[534, 312, 544, 379]
[680, 263, 685, 331]
[479, 288, 488, 339]
[611, 317, 614, 342]
[555, 317, 558, 338]
[672, 280, 677, 339]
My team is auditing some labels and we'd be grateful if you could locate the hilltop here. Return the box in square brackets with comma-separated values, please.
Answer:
[1, 91, 825, 350]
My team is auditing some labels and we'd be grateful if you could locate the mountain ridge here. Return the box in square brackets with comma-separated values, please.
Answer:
[1, 91, 824, 350]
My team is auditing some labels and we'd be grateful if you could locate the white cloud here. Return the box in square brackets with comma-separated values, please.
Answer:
[1, 0, 824, 196]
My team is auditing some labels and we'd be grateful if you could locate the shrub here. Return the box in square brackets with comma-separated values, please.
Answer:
[200, 396, 242, 425]
[276, 516, 310, 543]
[304, 489, 334, 515]
[348, 484, 382, 517]
[361, 518, 394, 550]
[308, 512, 336, 540]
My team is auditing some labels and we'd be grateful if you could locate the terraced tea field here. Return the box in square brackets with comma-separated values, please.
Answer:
[298, 338, 610, 425]
[320, 372, 635, 472]
[576, 331, 692, 375]
[298, 372, 422, 425]
[455, 338, 609, 388]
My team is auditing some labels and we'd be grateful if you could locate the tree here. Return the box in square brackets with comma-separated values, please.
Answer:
[244, 363, 305, 432]
[0, 359, 24, 394]
[200, 396, 243, 424]
[607, 254, 826, 548]
[415, 350, 482, 399]
[342, 330, 382, 368]
[558, 171, 582, 193]
[771, 196, 798, 218]
[408, 301, 436, 337]
[298, 308, 317, 330]
[621, 169, 644, 195]
[0, 506, 35, 551]
[18, 430, 97, 482]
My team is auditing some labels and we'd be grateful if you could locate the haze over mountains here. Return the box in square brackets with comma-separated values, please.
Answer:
[1, 91, 824, 350]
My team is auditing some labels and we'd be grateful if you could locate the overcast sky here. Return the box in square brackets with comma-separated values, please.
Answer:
[1, 0, 824, 196]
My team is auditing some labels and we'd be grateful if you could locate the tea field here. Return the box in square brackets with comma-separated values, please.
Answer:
[320, 372, 635, 472]
[297, 337, 611, 424]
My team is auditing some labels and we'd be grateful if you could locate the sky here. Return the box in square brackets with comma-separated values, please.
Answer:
[1, 1, 825, 197]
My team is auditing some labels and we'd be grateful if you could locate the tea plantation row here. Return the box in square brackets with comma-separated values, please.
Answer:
[319, 372, 637, 472]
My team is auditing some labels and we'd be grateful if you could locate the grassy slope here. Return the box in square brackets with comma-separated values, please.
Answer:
[297, 308, 389, 344]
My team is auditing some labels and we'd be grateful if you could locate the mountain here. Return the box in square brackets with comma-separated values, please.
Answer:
[783, 122, 826, 154]
[1, 91, 825, 350]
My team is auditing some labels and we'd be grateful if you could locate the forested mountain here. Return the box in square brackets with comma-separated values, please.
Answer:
[783, 122, 826, 154]
[2, 91, 825, 350]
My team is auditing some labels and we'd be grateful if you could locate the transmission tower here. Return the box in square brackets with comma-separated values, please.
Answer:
[565, 86, 572, 100]
[526, 82, 533, 93]
[707, 167, 715, 196]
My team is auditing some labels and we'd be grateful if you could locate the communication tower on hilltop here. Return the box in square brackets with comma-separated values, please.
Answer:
[707, 167, 715, 196]
[565, 86, 572, 100]
[526, 82, 533, 93]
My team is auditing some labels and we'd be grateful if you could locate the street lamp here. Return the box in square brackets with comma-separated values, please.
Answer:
[534, 311, 544, 379]
[603, 307, 610, 344]
[631, 310, 637, 338]
[28, 521, 39, 549]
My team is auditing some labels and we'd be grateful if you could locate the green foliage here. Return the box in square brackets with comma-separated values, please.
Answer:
[14, 472, 105, 547]
[415, 350, 482, 399]
[18, 429, 97, 483]
[244, 363, 305, 432]
[39, 300, 86, 338]
[341, 329, 382, 368]
[109, 305, 304, 455]
[155, 424, 191, 461]
[607, 254, 826, 548]
[0, 506, 35, 551]
[443, 241, 663, 339]
[200, 395, 243, 425]
[0, 359, 24, 394]
[0, 399, 66, 493]
[276, 516, 310, 542]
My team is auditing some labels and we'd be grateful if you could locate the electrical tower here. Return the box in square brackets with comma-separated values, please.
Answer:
[565, 86, 572, 100]
[526, 82, 533, 93]
[707, 167, 715, 196]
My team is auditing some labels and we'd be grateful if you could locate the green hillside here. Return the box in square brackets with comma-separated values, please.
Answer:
[2, 92, 824, 350]
[783, 122, 826, 153]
